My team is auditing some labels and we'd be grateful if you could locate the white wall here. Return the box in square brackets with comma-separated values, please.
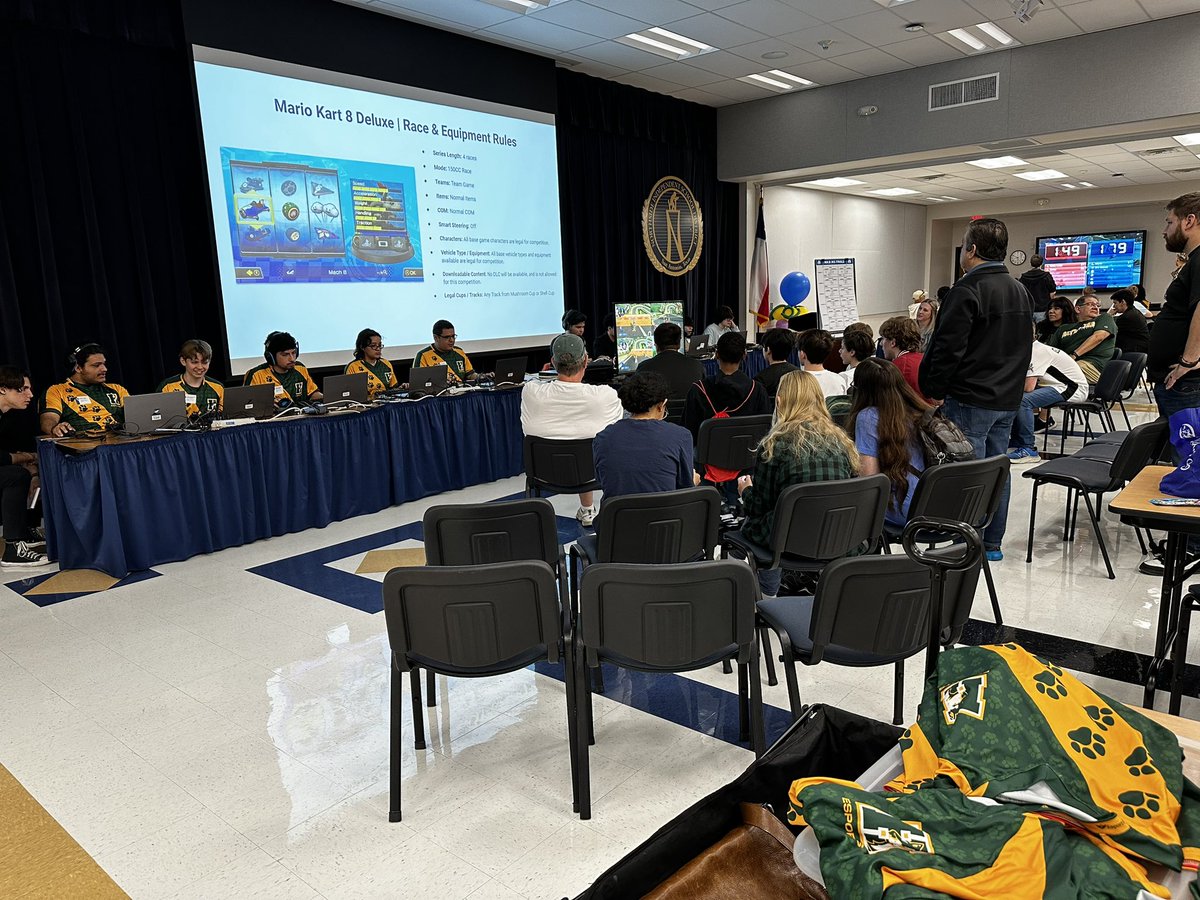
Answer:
[755, 185, 927, 325]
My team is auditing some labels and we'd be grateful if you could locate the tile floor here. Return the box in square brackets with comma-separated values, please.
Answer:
[2, 406, 1197, 898]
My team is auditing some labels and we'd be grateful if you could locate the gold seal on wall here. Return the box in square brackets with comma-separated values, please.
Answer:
[642, 176, 703, 277]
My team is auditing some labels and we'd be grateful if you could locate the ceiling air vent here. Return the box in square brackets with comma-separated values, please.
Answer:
[929, 73, 999, 112]
[975, 187, 1005, 193]
[915, 174, 949, 181]
[1173, 167, 1200, 174]
[1142, 147, 1187, 157]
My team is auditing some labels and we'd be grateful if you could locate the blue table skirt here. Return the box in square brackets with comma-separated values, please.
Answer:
[38, 390, 524, 577]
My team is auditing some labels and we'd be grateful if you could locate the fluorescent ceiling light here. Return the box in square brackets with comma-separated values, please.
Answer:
[946, 28, 985, 51]
[975, 22, 1015, 45]
[941, 196, 960, 201]
[869, 187, 921, 196]
[479, 0, 550, 12]
[1175, 133, 1200, 147]
[803, 177, 865, 187]
[1079, 182, 1094, 188]
[741, 73, 793, 90]
[1014, 169, 1067, 181]
[619, 27, 714, 59]
[966, 156, 1026, 169]
[741, 70, 817, 92]
[767, 70, 814, 86]
[647, 26, 711, 52]
[872, 0, 917, 6]
[1060, 183, 1078, 189]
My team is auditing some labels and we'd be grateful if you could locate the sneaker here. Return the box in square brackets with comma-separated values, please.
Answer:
[1007, 448, 1041, 464]
[575, 505, 597, 527]
[1034, 417, 1055, 432]
[0, 541, 51, 569]
[1139, 554, 1165, 576]
[21, 528, 46, 549]
[985, 549, 1003, 562]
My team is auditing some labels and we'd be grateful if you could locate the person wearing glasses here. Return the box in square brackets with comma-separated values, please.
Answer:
[345, 328, 396, 397]
[0, 366, 50, 568]
[415, 320, 475, 383]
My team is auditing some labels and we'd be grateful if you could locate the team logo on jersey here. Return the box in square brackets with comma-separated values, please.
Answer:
[939, 673, 988, 726]
[107, 391, 119, 405]
[852, 801, 934, 855]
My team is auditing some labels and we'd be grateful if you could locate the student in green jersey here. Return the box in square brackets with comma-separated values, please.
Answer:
[40, 343, 129, 436]
[157, 339, 224, 418]
[345, 329, 396, 398]
[243, 331, 322, 407]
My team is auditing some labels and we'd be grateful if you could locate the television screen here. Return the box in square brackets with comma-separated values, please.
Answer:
[615, 303, 683, 374]
[1034, 231, 1145, 292]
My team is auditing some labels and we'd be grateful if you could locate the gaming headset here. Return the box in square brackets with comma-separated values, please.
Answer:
[264, 331, 299, 364]
[562, 309, 586, 331]
[67, 343, 103, 373]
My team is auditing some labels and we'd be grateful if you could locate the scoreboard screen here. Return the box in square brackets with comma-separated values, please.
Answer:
[1034, 231, 1146, 292]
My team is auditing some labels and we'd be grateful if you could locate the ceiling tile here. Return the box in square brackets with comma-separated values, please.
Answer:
[831, 47, 911, 76]
[779, 0, 897, 23]
[581, 0, 699, 23]
[640, 60, 728, 86]
[684, 49, 765, 76]
[833, 9, 918, 45]
[779, 23, 871, 57]
[1117, 138, 1183, 152]
[778, 58, 864, 84]
[702, 78, 790, 101]
[676, 0, 745, 9]
[611, 71, 685, 94]
[667, 11, 768, 45]
[483, 16, 598, 51]
[563, 58, 627, 79]
[535, 2, 650, 38]
[725, 37, 818, 65]
[1060, 0, 1151, 30]
[372, 0, 517, 29]
[712, 0, 821, 34]
[883, 33, 964, 64]
[893, 0, 994, 27]
[568, 39, 664, 69]
[1002, 8, 1085, 42]
[1140, 0, 1200, 18]
[671, 86, 736, 104]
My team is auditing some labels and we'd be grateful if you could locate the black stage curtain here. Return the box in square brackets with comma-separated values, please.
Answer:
[555, 69, 739, 337]
[0, 0, 224, 394]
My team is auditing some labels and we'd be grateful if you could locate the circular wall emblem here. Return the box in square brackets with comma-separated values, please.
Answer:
[642, 176, 704, 277]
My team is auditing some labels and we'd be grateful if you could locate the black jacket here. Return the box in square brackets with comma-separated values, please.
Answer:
[1018, 267, 1056, 313]
[919, 262, 1033, 411]
[636, 350, 706, 401]
[1114, 308, 1150, 355]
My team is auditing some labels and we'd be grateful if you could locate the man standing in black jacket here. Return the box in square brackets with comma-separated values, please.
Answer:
[1019, 255, 1056, 323]
[919, 218, 1033, 561]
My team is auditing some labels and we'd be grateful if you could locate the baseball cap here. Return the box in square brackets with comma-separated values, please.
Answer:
[551, 332, 587, 368]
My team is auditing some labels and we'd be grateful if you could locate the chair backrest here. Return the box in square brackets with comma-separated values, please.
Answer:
[593, 486, 721, 564]
[695, 414, 773, 471]
[1092, 358, 1131, 403]
[806, 551, 981, 666]
[383, 560, 562, 673]
[523, 435, 599, 493]
[908, 455, 1010, 530]
[1109, 418, 1169, 483]
[1119, 352, 1147, 394]
[770, 474, 890, 565]
[578, 561, 757, 671]
[423, 498, 560, 568]
[665, 398, 686, 425]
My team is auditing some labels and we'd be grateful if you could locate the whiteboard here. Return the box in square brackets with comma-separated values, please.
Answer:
[813, 258, 859, 334]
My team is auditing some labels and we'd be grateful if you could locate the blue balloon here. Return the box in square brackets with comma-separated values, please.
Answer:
[779, 271, 811, 306]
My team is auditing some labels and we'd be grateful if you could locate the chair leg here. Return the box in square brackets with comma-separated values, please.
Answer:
[748, 644, 766, 756]
[426, 670, 437, 708]
[1082, 492, 1116, 579]
[389, 664, 403, 822]
[1069, 490, 1082, 542]
[1120, 399, 1132, 430]
[409, 668, 427, 751]
[591, 667, 605, 694]
[1134, 525, 1148, 557]
[575, 650, 592, 820]
[893, 660, 905, 726]
[982, 554, 1003, 625]
[773, 627, 802, 720]
[758, 623, 778, 687]
[1026, 482, 1039, 564]
[721, 659, 733, 675]
[737, 663, 749, 743]
[563, 641, 580, 814]
[1062, 487, 1074, 541]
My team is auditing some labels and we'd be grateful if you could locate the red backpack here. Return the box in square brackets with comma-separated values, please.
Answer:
[694, 380, 760, 483]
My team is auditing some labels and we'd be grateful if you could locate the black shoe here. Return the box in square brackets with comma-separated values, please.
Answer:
[1034, 417, 1054, 432]
[21, 528, 46, 549]
[1, 541, 50, 569]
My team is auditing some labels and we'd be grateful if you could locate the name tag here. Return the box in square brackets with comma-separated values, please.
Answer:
[273, 384, 285, 397]
[75, 396, 91, 407]
[184, 393, 197, 406]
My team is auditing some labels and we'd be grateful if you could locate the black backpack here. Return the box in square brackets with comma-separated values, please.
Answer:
[914, 409, 976, 468]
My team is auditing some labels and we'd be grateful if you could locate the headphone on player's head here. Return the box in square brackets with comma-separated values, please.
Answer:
[562, 309, 586, 331]
[264, 331, 299, 364]
[67, 342, 102, 373]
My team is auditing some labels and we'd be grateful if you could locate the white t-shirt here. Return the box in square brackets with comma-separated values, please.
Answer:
[840, 366, 858, 393]
[520, 379, 623, 440]
[805, 368, 848, 399]
[1028, 342, 1088, 399]
[703, 322, 736, 343]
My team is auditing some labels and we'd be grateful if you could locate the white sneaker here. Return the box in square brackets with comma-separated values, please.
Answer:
[575, 505, 597, 527]
[1, 541, 51, 569]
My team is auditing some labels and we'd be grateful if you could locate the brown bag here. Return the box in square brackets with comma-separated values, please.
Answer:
[641, 802, 830, 900]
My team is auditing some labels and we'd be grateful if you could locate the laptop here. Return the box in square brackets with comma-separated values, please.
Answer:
[323, 372, 369, 404]
[493, 356, 527, 388]
[688, 334, 711, 352]
[122, 392, 188, 434]
[222, 384, 275, 419]
[407, 365, 449, 397]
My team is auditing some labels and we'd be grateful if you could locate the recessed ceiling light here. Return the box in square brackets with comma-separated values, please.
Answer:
[872, 0, 917, 6]
[1060, 183, 1078, 189]
[869, 187, 921, 196]
[904, 23, 924, 32]
[618, 27, 714, 59]
[941, 22, 1019, 53]
[941, 196, 960, 201]
[1078, 182, 1094, 188]
[967, 156, 1026, 169]
[927, 197, 944, 202]
[479, 0, 551, 12]
[761, 50, 789, 60]
[803, 177, 865, 187]
[740, 70, 816, 91]
[1174, 133, 1200, 146]
[1014, 169, 1067, 181]
[946, 28, 985, 51]
[975, 22, 1015, 45]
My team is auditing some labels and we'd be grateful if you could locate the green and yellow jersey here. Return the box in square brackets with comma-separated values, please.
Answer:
[414, 345, 473, 382]
[345, 358, 396, 397]
[41, 380, 129, 432]
[243, 363, 319, 405]
[157, 375, 224, 418]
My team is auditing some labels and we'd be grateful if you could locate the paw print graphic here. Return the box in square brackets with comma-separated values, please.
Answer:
[1084, 705, 1116, 731]
[1033, 670, 1068, 700]
[1125, 747, 1157, 777]
[1068, 726, 1107, 759]
[899, 730, 914, 752]
[1118, 790, 1162, 820]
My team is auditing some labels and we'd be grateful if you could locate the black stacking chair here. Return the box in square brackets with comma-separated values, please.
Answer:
[695, 414, 773, 480]
[523, 436, 599, 499]
[883, 456, 1009, 625]
[1050, 359, 1131, 454]
[664, 398, 686, 425]
[574, 560, 764, 819]
[757, 519, 982, 726]
[1115, 352, 1147, 429]
[722, 474, 890, 687]
[1023, 418, 1168, 579]
[420, 498, 567, 707]
[383, 561, 573, 821]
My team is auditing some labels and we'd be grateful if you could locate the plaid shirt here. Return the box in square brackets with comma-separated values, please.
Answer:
[740, 433, 854, 547]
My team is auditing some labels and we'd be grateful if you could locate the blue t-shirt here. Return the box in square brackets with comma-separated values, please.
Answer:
[853, 407, 924, 528]
[593, 418, 694, 499]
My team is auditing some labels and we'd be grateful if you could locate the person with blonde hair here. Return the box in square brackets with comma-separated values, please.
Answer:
[734, 370, 859, 598]
[915, 297, 939, 352]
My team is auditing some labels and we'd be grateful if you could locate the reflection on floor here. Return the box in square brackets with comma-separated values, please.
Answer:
[1, 408, 1195, 898]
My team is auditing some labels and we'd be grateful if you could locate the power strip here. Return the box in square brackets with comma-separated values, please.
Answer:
[211, 418, 257, 430]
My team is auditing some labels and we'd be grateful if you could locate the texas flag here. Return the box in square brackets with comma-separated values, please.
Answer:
[750, 197, 770, 328]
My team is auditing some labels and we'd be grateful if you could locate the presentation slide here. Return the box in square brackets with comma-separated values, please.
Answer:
[1035, 231, 1145, 292]
[192, 47, 565, 372]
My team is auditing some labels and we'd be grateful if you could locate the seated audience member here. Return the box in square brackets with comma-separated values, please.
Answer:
[754, 328, 797, 398]
[735, 371, 859, 598]
[1129, 282, 1153, 314]
[878, 316, 928, 399]
[1037, 297, 1076, 343]
[847, 358, 929, 531]
[1046, 295, 1116, 383]
[593, 372, 694, 499]
[345, 328, 397, 397]
[520, 333, 622, 526]
[158, 339, 224, 418]
[416, 320, 475, 383]
[1109, 289, 1150, 355]
[797, 329, 845, 399]
[684, 332, 771, 441]
[915, 297, 939, 352]
[838, 329, 875, 392]
[702, 305, 737, 343]
[683, 316, 695, 341]
[40, 343, 129, 436]
[244, 331, 322, 405]
[1008, 327, 1089, 464]
[636, 322, 704, 400]
[593, 315, 617, 361]
[0, 367, 49, 568]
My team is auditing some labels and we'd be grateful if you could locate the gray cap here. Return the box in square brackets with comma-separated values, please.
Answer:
[551, 332, 587, 368]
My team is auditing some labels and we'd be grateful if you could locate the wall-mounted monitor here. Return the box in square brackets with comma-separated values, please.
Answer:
[1034, 231, 1146, 292]
[615, 303, 683, 374]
